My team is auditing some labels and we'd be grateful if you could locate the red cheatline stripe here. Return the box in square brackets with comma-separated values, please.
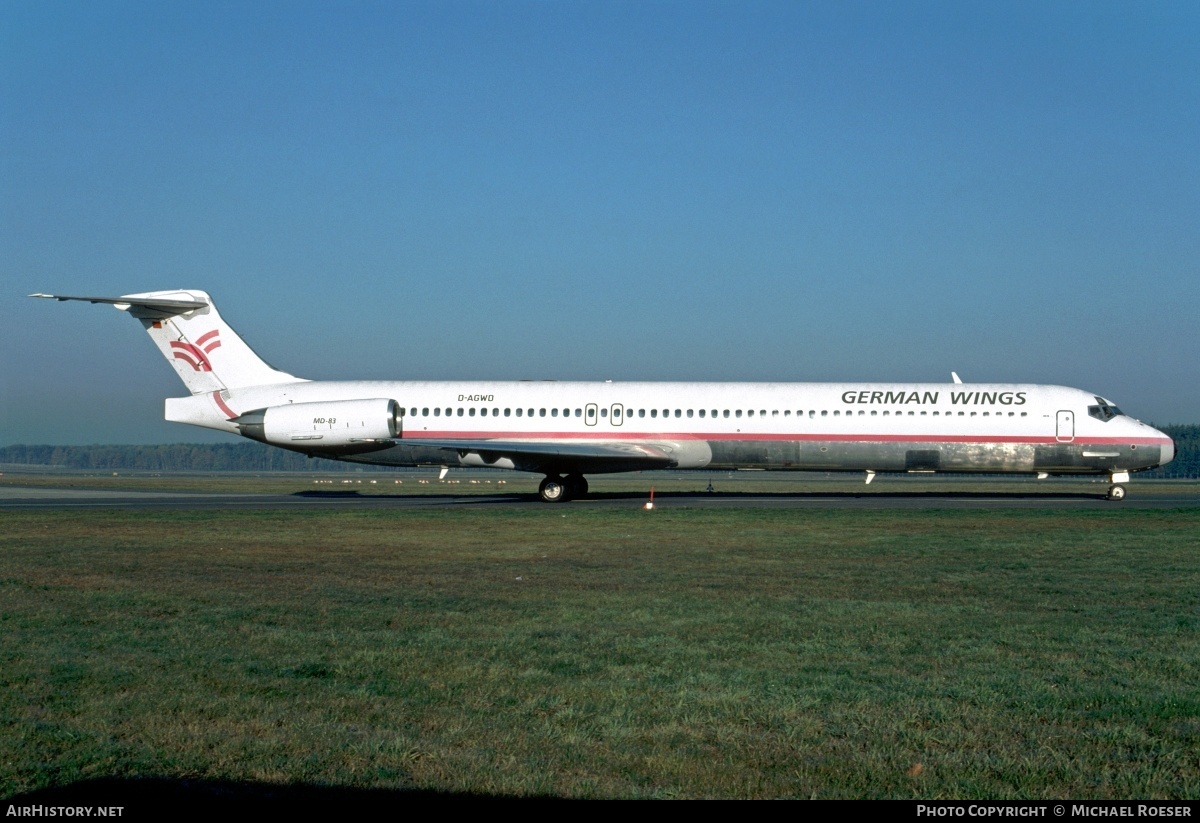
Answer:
[211, 391, 237, 419]
[396, 430, 1170, 446]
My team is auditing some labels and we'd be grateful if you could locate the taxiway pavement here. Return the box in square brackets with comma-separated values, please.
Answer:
[2, 484, 1194, 511]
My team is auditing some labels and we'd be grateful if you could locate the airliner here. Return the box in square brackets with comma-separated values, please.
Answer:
[32, 290, 1174, 502]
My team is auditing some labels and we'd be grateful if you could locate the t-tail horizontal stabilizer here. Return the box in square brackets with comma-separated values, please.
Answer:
[29, 292, 208, 320]
[31, 290, 306, 394]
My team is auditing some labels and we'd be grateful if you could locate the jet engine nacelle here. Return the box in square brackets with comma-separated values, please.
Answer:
[234, 398, 401, 447]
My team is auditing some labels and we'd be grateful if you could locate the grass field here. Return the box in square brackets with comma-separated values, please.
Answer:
[2, 502, 1199, 799]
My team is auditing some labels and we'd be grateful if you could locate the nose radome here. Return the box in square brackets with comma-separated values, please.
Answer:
[1160, 436, 1175, 466]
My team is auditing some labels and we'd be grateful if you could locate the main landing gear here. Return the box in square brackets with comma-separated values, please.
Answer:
[538, 474, 589, 503]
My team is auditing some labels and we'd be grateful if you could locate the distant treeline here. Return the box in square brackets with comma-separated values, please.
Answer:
[0, 442, 394, 473]
[1148, 424, 1200, 478]
[3, 424, 1198, 477]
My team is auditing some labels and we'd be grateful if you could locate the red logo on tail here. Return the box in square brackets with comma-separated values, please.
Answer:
[170, 330, 221, 371]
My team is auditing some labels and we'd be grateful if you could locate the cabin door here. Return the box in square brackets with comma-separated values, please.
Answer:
[610, 404, 624, 427]
[585, 403, 598, 426]
[1056, 410, 1074, 443]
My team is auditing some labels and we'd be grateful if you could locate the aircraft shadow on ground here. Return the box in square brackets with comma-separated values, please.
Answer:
[292, 489, 1112, 502]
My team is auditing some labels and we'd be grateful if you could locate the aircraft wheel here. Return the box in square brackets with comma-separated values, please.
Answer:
[539, 475, 569, 503]
[1107, 484, 1127, 502]
[566, 474, 589, 499]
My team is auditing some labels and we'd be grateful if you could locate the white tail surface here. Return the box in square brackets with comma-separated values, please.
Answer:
[32, 289, 307, 394]
[129, 290, 306, 394]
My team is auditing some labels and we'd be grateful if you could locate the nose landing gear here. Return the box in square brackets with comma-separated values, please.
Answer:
[1107, 471, 1130, 502]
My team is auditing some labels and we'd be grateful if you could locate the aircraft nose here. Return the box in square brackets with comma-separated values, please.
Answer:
[1160, 434, 1175, 467]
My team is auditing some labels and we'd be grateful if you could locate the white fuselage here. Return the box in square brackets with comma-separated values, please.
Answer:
[167, 379, 1173, 476]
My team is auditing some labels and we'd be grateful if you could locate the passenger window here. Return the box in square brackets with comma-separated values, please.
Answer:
[422, 408, 429, 416]
[601, 408, 608, 418]
[748, 410, 755, 417]
[434, 408, 441, 417]
[551, 408, 558, 417]
[651, 409, 658, 418]
[457, 408, 464, 417]
[821, 410, 828, 417]
[504, 408, 510, 417]
[639, 409, 646, 418]
[698, 409, 705, 418]
[539, 408, 546, 417]
[723, 410, 730, 418]
[687, 409, 693, 418]
[736, 410, 743, 418]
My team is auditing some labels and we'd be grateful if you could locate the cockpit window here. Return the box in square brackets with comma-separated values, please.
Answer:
[1088, 397, 1123, 422]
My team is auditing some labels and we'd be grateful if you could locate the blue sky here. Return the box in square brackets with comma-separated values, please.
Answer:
[3, 0, 1198, 444]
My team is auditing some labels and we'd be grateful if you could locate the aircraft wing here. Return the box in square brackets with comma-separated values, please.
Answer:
[389, 438, 676, 474]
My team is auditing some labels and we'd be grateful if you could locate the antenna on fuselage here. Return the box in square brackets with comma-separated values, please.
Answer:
[951, 372, 963, 384]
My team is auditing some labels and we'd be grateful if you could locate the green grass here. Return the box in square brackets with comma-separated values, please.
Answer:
[2, 506, 1199, 798]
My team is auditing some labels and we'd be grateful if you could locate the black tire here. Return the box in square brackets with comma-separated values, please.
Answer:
[1107, 484, 1127, 502]
[539, 476, 568, 503]
[565, 474, 589, 499]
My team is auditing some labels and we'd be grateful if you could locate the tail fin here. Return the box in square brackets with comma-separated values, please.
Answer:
[30, 289, 306, 394]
